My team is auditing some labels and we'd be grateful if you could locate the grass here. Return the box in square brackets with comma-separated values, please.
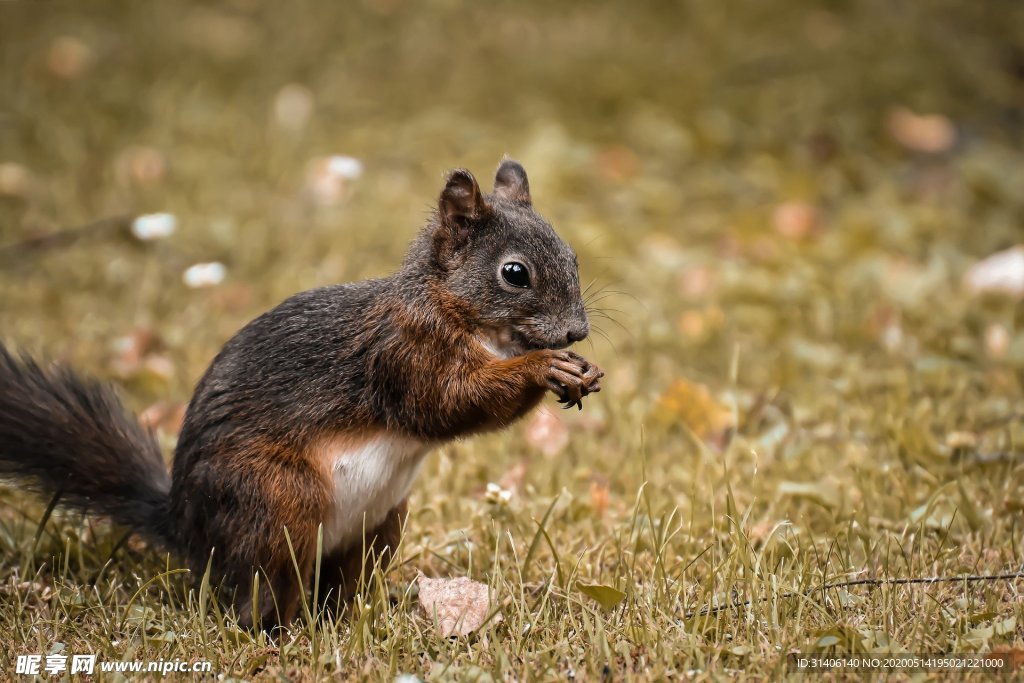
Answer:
[1, 0, 1024, 679]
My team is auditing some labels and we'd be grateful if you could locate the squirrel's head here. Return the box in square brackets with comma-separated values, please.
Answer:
[422, 159, 589, 357]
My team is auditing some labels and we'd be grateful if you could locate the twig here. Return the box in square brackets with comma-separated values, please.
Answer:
[684, 569, 1024, 619]
[0, 214, 133, 264]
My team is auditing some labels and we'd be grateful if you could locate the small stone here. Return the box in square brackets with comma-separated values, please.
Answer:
[306, 155, 364, 206]
[964, 246, 1024, 299]
[182, 262, 227, 288]
[131, 213, 177, 241]
[326, 155, 363, 179]
[485, 482, 513, 505]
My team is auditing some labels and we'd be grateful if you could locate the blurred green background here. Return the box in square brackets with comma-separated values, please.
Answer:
[1, 0, 1023, 678]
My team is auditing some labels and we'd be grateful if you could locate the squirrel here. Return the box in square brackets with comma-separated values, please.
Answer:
[0, 159, 603, 631]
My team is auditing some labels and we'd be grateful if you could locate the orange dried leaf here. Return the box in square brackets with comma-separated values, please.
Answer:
[652, 378, 733, 441]
[772, 201, 821, 240]
[589, 479, 610, 517]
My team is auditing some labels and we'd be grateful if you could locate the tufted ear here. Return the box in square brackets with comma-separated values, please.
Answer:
[434, 169, 487, 265]
[493, 158, 531, 205]
[439, 169, 486, 224]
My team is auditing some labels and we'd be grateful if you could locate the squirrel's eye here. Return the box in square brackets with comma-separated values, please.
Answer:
[501, 262, 531, 288]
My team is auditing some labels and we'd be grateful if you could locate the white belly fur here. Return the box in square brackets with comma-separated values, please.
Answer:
[320, 434, 430, 554]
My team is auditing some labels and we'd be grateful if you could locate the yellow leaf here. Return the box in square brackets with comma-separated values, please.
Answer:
[576, 581, 626, 609]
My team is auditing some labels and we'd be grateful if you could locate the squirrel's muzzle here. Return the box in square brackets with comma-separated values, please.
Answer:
[565, 322, 589, 344]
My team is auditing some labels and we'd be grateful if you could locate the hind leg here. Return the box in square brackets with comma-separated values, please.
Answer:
[234, 471, 328, 631]
[318, 499, 408, 613]
[179, 439, 330, 632]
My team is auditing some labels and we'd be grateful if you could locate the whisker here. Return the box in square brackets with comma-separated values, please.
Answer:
[584, 288, 633, 303]
[586, 306, 627, 318]
[585, 288, 644, 308]
[590, 314, 631, 337]
[589, 324, 619, 352]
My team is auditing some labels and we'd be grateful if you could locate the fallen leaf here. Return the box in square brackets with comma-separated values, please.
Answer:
[589, 479, 610, 516]
[0, 162, 32, 197]
[676, 265, 716, 300]
[117, 147, 168, 187]
[677, 306, 725, 340]
[497, 460, 528, 494]
[417, 576, 498, 637]
[576, 581, 626, 609]
[651, 378, 733, 442]
[640, 233, 686, 270]
[525, 406, 569, 457]
[777, 480, 840, 511]
[139, 401, 187, 435]
[886, 107, 956, 153]
[109, 327, 163, 378]
[273, 83, 315, 132]
[963, 246, 1024, 300]
[595, 145, 639, 182]
[46, 36, 94, 80]
[772, 201, 821, 240]
[181, 7, 258, 60]
[984, 324, 1010, 358]
[306, 155, 364, 206]
[208, 283, 255, 312]
[815, 634, 840, 648]
[990, 647, 1024, 670]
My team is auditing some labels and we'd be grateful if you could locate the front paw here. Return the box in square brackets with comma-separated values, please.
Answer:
[538, 350, 604, 410]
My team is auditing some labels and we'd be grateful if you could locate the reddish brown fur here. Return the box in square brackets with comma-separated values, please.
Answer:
[0, 160, 601, 633]
[174, 161, 603, 630]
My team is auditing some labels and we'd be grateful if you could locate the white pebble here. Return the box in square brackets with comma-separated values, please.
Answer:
[131, 213, 177, 241]
[485, 482, 513, 503]
[964, 246, 1024, 299]
[326, 155, 364, 179]
[182, 262, 226, 288]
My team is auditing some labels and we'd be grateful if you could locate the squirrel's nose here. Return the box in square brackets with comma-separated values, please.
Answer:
[566, 324, 589, 344]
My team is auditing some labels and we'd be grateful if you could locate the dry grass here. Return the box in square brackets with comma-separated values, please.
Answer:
[1, 0, 1023, 679]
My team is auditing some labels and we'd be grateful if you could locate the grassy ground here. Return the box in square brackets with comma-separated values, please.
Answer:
[2, 0, 1024, 679]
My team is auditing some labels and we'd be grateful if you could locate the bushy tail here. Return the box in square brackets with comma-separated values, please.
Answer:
[0, 343, 173, 547]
